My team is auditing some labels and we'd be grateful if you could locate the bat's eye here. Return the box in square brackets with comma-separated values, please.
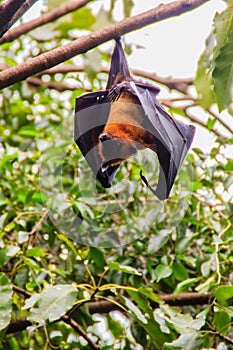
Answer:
[99, 133, 110, 142]
[129, 146, 137, 155]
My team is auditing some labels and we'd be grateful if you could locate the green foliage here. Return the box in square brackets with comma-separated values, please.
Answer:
[0, 0, 232, 349]
[213, 32, 233, 111]
[27, 285, 78, 325]
[0, 273, 12, 331]
[195, 5, 233, 111]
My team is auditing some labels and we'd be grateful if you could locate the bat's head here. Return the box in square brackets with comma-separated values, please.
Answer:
[98, 132, 137, 169]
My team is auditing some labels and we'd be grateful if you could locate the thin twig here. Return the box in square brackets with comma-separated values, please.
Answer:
[207, 107, 233, 134]
[38, 64, 194, 94]
[62, 315, 100, 349]
[133, 68, 193, 94]
[12, 284, 32, 297]
[184, 107, 228, 140]
[0, 0, 93, 44]
[27, 76, 78, 92]
[29, 208, 49, 236]
[0, 0, 210, 90]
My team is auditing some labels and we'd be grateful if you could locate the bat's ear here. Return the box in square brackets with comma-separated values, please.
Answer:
[106, 38, 131, 89]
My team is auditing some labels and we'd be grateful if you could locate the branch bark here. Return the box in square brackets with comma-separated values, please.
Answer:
[10, 287, 233, 345]
[0, 0, 38, 38]
[0, 0, 210, 90]
[62, 315, 100, 349]
[87, 292, 214, 314]
[37, 64, 193, 94]
[0, 0, 93, 44]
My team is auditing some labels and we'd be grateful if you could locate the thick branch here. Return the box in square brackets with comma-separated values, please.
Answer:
[0, 0, 38, 38]
[88, 292, 214, 314]
[0, 0, 209, 90]
[0, 0, 93, 44]
[7, 291, 214, 335]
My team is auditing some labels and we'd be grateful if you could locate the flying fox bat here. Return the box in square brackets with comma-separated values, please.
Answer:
[74, 38, 195, 200]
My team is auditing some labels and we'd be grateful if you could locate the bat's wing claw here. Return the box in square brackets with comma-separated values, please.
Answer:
[108, 85, 122, 102]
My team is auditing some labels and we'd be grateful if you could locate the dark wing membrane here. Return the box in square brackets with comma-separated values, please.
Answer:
[130, 82, 195, 199]
[106, 38, 131, 89]
[74, 91, 120, 188]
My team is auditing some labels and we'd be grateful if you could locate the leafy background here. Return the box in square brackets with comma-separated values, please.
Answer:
[0, 0, 232, 349]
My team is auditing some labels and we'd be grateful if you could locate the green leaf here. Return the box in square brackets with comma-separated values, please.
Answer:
[6, 246, 20, 257]
[89, 247, 105, 270]
[71, 7, 95, 30]
[57, 234, 77, 255]
[18, 125, 39, 137]
[207, 118, 216, 130]
[172, 262, 189, 281]
[214, 311, 231, 334]
[29, 284, 77, 325]
[155, 264, 172, 282]
[213, 8, 233, 57]
[108, 261, 141, 275]
[23, 294, 40, 310]
[123, 0, 134, 18]
[92, 8, 113, 31]
[148, 234, 169, 253]
[121, 296, 147, 324]
[214, 285, 233, 302]
[213, 30, 233, 111]
[0, 273, 12, 330]
[127, 290, 151, 314]
[201, 260, 211, 277]
[164, 333, 200, 349]
[138, 287, 161, 304]
[120, 295, 170, 347]
[173, 278, 200, 297]
[26, 248, 46, 257]
[195, 276, 215, 293]
[16, 231, 29, 244]
[106, 314, 123, 338]
[131, 324, 147, 347]
[195, 34, 216, 108]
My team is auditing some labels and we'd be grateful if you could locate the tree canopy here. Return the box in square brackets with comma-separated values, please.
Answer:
[0, 0, 232, 349]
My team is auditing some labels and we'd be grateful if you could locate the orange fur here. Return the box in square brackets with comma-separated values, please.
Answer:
[99, 90, 156, 166]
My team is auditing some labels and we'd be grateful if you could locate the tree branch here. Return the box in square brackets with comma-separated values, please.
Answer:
[87, 292, 214, 314]
[7, 290, 213, 335]
[183, 107, 229, 140]
[0, 0, 210, 90]
[0, 0, 93, 44]
[27, 76, 78, 92]
[133, 68, 193, 94]
[0, 0, 38, 38]
[162, 100, 229, 140]
[10, 287, 233, 345]
[62, 315, 100, 349]
[37, 63, 193, 94]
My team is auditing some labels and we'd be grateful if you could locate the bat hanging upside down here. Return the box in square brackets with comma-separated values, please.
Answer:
[74, 38, 196, 200]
